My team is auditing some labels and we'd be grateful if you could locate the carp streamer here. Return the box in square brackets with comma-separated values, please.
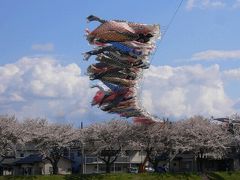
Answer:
[83, 15, 161, 124]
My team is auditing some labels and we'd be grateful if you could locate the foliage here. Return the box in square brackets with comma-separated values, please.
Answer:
[21, 118, 80, 175]
[83, 120, 131, 173]
[0, 115, 24, 157]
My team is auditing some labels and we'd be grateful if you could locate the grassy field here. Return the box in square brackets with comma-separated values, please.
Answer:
[1, 172, 240, 180]
[206, 171, 240, 180]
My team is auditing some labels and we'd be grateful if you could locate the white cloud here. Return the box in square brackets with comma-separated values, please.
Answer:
[190, 50, 240, 61]
[186, 0, 226, 10]
[32, 43, 54, 52]
[0, 57, 239, 123]
[0, 56, 110, 125]
[223, 68, 240, 80]
[141, 64, 234, 118]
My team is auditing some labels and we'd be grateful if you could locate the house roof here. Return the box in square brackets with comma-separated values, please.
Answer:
[0, 156, 17, 166]
[15, 154, 43, 165]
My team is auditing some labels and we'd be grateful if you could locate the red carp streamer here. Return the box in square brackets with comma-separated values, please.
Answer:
[84, 15, 161, 124]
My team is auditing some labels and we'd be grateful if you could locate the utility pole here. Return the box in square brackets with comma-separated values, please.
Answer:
[80, 121, 85, 174]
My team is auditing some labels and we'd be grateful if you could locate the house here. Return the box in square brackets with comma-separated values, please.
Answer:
[0, 154, 72, 175]
[156, 151, 234, 172]
[0, 156, 16, 175]
[81, 150, 147, 174]
[1, 146, 238, 175]
[14, 154, 45, 175]
[62, 147, 82, 173]
[14, 154, 72, 175]
[79, 150, 237, 173]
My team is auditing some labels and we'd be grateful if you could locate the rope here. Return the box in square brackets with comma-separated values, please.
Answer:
[137, 0, 184, 119]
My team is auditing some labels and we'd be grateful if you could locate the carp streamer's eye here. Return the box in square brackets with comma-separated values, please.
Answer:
[146, 33, 153, 38]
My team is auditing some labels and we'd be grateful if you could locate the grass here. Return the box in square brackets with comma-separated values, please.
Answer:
[207, 171, 240, 180]
[0, 173, 201, 180]
[1, 171, 240, 180]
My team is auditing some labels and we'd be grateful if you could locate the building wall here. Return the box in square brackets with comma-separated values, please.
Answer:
[129, 151, 146, 164]
[69, 149, 81, 173]
[85, 164, 98, 174]
[82, 151, 146, 174]
[2, 168, 13, 175]
[58, 158, 72, 174]
[42, 158, 71, 175]
[14, 163, 43, 176]
[85, 163, 130, 174]
[43, 161, 52, 175]
[233, 158, 240, 171]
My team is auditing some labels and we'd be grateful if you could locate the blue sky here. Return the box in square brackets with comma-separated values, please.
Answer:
[1, 0, 240, 125]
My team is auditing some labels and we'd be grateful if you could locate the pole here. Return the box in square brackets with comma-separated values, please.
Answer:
[81, 142, 85, 174]
[97, 158, 99, 173]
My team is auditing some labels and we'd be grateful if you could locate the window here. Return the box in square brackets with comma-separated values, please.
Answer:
[20, 153, 24, 157]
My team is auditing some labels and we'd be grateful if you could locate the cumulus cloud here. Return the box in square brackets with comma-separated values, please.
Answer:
[0, 56, 111, 125]
[189, 50, 240, 61]
[32, 43, 54, 52]
[186, 0, 226, 10]
[141, 64, 234, 118]
[0, 57, 239, 124]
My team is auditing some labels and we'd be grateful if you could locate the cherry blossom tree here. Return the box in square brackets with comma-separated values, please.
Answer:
[23, 118, 78, 174]
[130, 116, 230, 172]
[178, 116, 231, 172]
[0, 115, 24, 158]
[129, 121, 192, 172]
[83, 120, 131, 173]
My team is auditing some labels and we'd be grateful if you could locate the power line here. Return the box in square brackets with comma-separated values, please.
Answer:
[161, 0, 184, 41]
[149, 0, 184, 65]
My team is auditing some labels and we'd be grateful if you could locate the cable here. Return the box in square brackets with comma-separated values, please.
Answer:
[161, 0, 184, 42]
[137, 0, 184, 120]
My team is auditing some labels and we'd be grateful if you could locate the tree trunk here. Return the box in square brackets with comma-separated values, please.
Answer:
[99, 153, 119, 174]
[138, 163, 145, 173]
[166, 152, 178, 172]
[52, 160, 59, 175]
[105, 162, 111, 173]
[148, 156, 159, 172]
[199, 157, 203, 172]
[139, 156, 148, 173]
[153, 161, 159, 172]
[197, 152, 204, 172]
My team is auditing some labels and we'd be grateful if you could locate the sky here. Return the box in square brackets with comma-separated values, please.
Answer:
[0, 0, 240, 126]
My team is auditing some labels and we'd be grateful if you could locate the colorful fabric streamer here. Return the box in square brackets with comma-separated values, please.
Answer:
[84, 15, 161, 124]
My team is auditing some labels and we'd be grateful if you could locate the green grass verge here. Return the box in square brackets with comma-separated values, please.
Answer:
[207, 171, 240, 180]
[1, 171, 240, 180]
[0, 173, 201, 180]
